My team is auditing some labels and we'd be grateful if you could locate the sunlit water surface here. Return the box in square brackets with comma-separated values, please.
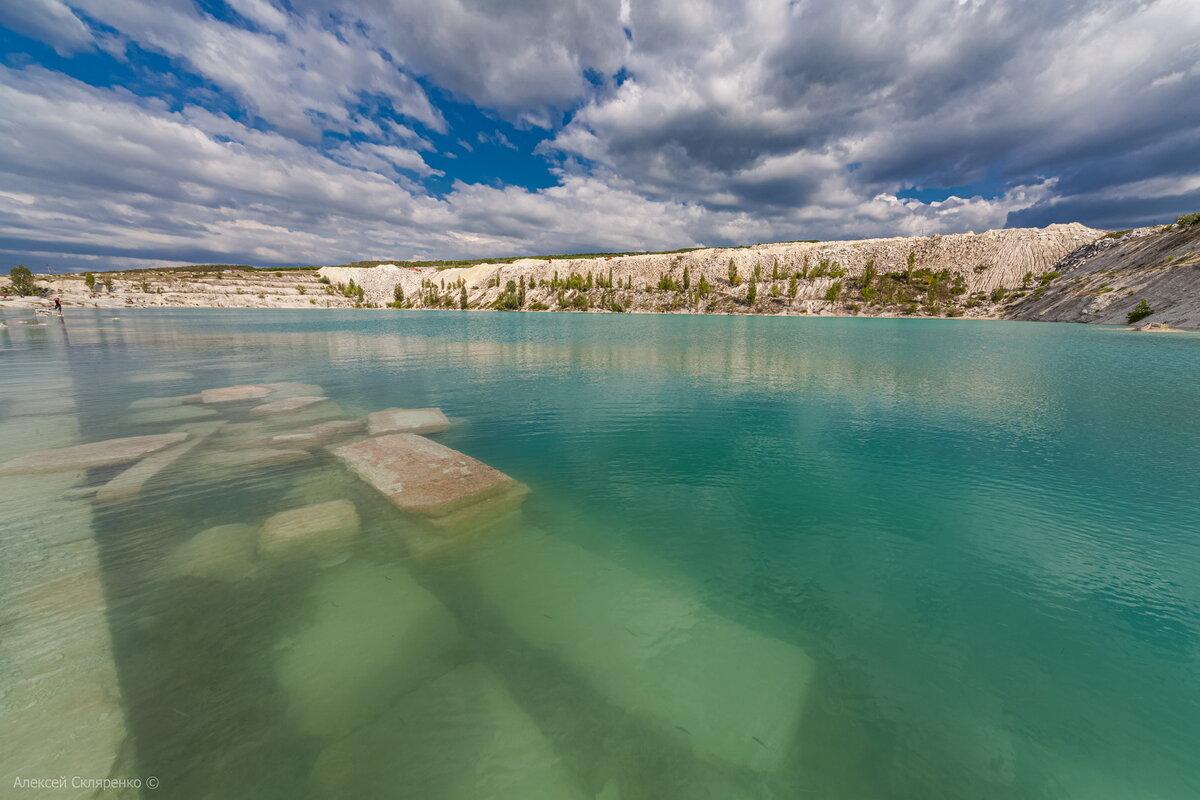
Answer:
[2, 308, 1198, 799]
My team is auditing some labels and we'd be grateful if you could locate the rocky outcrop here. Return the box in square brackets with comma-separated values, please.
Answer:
[3, 223, 1102, 319]
[317, 223, 1101, 317]
[1, 268, 354, 309]
[1008, 223, 1200, 329]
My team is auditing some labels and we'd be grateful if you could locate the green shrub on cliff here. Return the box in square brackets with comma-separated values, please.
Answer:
[1176, 211, 1200, 227]
[9, 265, 37, 296]
[1126, 299, 1153, 324]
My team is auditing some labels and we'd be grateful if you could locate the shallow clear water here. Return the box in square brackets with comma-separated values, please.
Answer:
[2, 308, 1199, 799]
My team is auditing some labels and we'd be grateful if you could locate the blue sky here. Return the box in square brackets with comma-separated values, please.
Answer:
[1, 0, 1198, 271]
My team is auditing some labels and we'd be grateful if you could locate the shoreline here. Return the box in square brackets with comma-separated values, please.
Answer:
[5, 220, 1198, 330]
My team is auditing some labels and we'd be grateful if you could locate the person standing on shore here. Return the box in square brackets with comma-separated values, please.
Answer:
[53, 296, 62, 313]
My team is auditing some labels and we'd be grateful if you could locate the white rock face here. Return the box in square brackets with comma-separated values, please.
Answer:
[468, 531, 816, 774]
[250, 396, 327, 415]
[366, 407, 451, 436]
[0, 432, 188, 475]
[332, 433, 521, 518]
[276, 562, 464, 738]
[162, 523, 258, 582]
[258, 499, 360, 563]
[200, 384, 273, 404]
[310, 663, 584, 800]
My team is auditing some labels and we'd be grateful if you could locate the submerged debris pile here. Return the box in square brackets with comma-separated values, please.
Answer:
[1, 373, 821, 798]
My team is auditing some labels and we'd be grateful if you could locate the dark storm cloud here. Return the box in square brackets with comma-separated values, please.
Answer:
[1, 0, 1198, 270]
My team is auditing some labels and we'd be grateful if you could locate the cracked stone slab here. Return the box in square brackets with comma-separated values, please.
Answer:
[309, 663, 584, 800]
[200, 384, 273, 404]
[126, 405, 219, 425]
[94, 421, 224, 504]
[0, 432, 189, 476]
[332, 433, 521, 518]
[128, 393, 202, 411]
[270, 419, 365, 448]
[250, 396, 327, 415]
[260, 381, 323, 397]
[366, 407, 451, 436]
[470, 532, 817, 774]
[193, 448, 312, 473]
[258, 499, 360, 564]
[276, 561, 464, 738]
[162, 523, 258, 583]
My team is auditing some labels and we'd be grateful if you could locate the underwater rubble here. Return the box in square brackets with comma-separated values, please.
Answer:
[2, 376, 821, 799]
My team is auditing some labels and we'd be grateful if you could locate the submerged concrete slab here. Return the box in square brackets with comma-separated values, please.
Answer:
[129, 369, 193, 383]
[260, 381, 323, 398]
[332, 433, 521, 518]
[259, 499, 360, 564]
[200, 384, 273, 404]
[127, 393, 202, 411]
[162, 523, 258, 583]
[0, 414, 134, 796]
[310, 663, 584, 800]
[0, 432, 188, 476]
[126, 404, 219, 425]
[366, 407, 451, 436]
[277, 562, 464, 738]
[270, 419, 365, 448]
[95, 421, 223, 504]
[468, 532, 816, 774]
[193, 448, 312, 473]
[250, 395, 327, 415]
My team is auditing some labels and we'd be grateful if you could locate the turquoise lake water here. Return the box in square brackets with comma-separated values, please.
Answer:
[2, 308, 1198, 799]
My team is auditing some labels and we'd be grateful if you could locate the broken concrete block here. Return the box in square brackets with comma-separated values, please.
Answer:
[310, 663, 584, 800]
[259, 499, 360, 564]
[260, 381, 323, 397]
[200, 384, 273, 404]
[162, 523, 258, 583]
[129, 369, 193, 383]
[468, 532, 815, 774]
[366, 407, 451, 436]
[270, 419, 365, 448]
[193, 448, 312, 473]
[126, 405, 219, 425]
[94, 421, 223, 504]
[332, 433, 522, 518]
[250, 395, 327, 415]
[127, 393, 202, 411]
[0, 432, 188, 476]
[276, 562, 464, 738]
